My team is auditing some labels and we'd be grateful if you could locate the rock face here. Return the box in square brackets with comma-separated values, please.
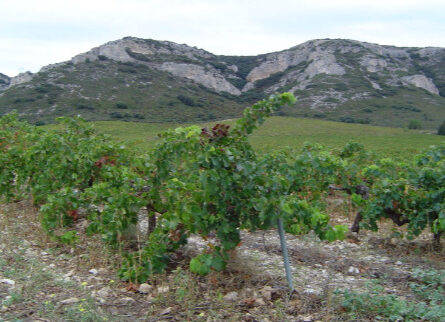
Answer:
[9, 71, 34, 87]
[71, 38, 135, 64]
[159, 62, 241, 95]
[69, 37, 235, 94]
[401, 75, 440, 95]
[0, 73, 10, 92]
[246, 40, 345, 83]
[361, 57, 387, 73]
[3, 37, 445, 98]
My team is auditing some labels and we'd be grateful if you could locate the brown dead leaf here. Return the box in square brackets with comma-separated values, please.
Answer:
[126, 282, 139, 292]
[243, 297, 256, 307]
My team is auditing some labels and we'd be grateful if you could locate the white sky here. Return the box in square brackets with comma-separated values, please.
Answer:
[1, 0, 445, 77]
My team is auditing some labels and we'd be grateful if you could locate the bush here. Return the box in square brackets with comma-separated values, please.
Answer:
[407, 119, 422, 129]
[177, 95, 195, 107]
[334, 83, 348, 91]
[438, 121, 445, 135]
[132, 113, 145, 119]
[357, 119, 370, 124]
[77, 104, 95, 111]
[116, 103, 129, 109]
[340, 116, 355, 123]
[110, 112, 124, 119]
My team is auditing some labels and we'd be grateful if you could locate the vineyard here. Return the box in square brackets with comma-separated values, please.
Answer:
[1, 93, 445, 320]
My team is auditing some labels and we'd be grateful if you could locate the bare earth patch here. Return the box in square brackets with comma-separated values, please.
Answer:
[1, 198, 444, 321]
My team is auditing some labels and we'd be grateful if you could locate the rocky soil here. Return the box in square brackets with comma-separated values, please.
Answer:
[1, 197, 444, 321]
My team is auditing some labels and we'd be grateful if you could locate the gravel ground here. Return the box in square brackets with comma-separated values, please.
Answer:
[1, 200, 444, 321]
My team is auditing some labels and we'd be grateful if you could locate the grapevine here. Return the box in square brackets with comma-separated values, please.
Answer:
[2, 94, 442, 283]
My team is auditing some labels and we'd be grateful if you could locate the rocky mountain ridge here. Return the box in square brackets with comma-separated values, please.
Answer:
[1, 37, 445, 128]
[0, 73, 10, 92]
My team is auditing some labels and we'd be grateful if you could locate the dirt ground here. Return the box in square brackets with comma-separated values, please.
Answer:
[1, 196, 444, 321]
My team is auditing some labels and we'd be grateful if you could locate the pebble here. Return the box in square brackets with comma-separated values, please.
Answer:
[303, 288, 317, 294]
[63, 270, 74, 278]
[97, 286, 112, 298]
[260, 286, 273, 301]
[255, 297, 266, 306]
[98, 268, 108, 274]
[157, 286, 169, 294]
[89, 269, 98, 275]
[117, 296, 135, 305]
[223, 291, 239, 301]
[60, 297, 80, 305]
[395, 261, 403, 265]
[348, 266, 360, 274]
[0, 278, 15, 286]
[160, 307, 173, 315]
[138, 283, 153, 294]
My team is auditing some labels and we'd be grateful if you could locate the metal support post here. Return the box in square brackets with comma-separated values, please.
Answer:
[277, 217, 294, 292]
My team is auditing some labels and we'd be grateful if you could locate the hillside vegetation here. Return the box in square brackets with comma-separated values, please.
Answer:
[1, 37, 444, 129]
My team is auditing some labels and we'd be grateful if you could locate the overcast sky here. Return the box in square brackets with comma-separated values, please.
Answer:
[1, 0, 445, 77]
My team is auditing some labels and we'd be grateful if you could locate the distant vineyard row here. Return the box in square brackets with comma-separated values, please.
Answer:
[1, 93, 443, 282]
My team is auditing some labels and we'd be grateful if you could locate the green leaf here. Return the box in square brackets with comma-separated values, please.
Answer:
[190, 254, 211, 275]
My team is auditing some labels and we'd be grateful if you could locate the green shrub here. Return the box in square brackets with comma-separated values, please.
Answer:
[255, 71, 285, 88]
[132, 113, 145, 119]
[340, 116, 355, 123]
[110, 112, 124, 119]
[227, 77, 246, 90]
[336, 269, 445, 321]
[177, 95, 195, 106]
[407, 119, 422, 129]
[77, 104, 95, 111]
[334, 83, 348, 91]
[438, 121, 445, 135]
[116, 103, 129, 109]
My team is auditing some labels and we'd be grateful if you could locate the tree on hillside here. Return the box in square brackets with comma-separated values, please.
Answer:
[407, 119, 422, 130]
[438, 121, 445, 135]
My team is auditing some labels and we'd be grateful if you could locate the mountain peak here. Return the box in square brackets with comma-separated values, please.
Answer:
[1, 38, 444, 129]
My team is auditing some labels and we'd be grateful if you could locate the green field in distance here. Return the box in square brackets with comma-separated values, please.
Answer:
[88, 117, 444, 159]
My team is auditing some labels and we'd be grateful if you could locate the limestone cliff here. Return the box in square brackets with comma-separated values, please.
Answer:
[402, 75, 440, 95]
[158, 62, 240, 95]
